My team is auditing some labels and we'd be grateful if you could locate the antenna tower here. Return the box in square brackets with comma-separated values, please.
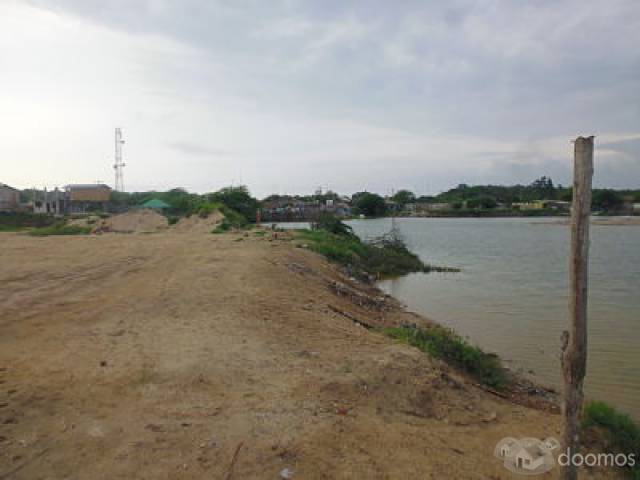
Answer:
[114, 128, 126, 191]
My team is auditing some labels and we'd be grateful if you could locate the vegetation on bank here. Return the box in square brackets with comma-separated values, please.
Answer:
[383, 325, 508, 389]
[110, 185, 260, 222]
[582, 401, 640, 477]
[297, 213, 458, 278]
[28, 224, 92, 236]
[0, 212, 56, 230]
[0, 213, 88, 235]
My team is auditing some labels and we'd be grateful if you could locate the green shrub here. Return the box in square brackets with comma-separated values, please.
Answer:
[311, 213, 355, 236]
[28, 224, 92, 236]
[208, 186, 259, 222]
[211, 219, 232, 234]
[298, 222, 456, 278]
[196, 201, 222, 218]
[219, 205, 247, 227]
[583, 400, 640, 476]
[166, 215, 180, 225]
[383, 325, 507, 389]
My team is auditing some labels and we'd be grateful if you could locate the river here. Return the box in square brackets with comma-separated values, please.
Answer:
[347, 217, 640, 420]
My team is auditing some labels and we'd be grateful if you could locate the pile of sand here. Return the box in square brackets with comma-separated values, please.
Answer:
[173, 211, 223, 233]
[68, 216, 102, 228]
[99, 209, 169, 233]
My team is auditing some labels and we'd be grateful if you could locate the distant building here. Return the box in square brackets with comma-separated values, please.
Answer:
[32, 184, 112, 215]
[512, 200, 570, 212]
[633, 203, 640, 213]
[33, 188, 67, 215]
[415, 202, 452, 213]
[0, 183, 20, 211]
[65, 184, 112, 213]
[512, 201, 544, 210]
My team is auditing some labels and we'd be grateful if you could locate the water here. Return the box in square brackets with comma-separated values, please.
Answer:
[341, 217, 639, 419]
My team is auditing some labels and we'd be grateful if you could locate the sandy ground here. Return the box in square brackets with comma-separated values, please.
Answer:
[0, 229, 620, 479]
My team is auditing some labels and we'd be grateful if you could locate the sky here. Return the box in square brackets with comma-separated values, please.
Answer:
[1, 0, 639, 198]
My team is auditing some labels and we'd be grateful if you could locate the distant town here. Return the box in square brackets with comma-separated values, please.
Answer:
[1, 176, 640, 222]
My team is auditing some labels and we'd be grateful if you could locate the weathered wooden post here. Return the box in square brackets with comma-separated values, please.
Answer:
[561, 136, 594, 480]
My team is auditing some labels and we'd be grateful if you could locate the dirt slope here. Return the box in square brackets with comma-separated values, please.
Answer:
[0, 230, 618, 479]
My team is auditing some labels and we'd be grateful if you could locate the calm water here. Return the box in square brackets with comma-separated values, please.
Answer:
[341, 217, 640, 419]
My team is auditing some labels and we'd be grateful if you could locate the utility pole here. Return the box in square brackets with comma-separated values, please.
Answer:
[113, 128, 126, 192]
[561, 136, 594, 480]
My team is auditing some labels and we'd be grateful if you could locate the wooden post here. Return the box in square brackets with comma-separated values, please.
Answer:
[561, 136, 594, 480]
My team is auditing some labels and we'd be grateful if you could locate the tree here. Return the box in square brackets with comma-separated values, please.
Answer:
[467, 195, 497, 209]
[530, 176, 556, 199]
[354, 192, 387, 217]
[209, 186, 259, 221]
[591, 189, 623, 211]
[391, 189, 416, 207]
[311, 212, 354, 236]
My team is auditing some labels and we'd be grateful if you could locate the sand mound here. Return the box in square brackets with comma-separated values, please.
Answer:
[68, 215, 102, 228]
[173, 211, 223, 233]
[100, 209, 169, 233]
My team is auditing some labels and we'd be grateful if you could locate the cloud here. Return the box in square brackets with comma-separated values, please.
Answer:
[2, 0, 639, 196]
[166, 142, 234, 157]
[599, 136, 640, 159]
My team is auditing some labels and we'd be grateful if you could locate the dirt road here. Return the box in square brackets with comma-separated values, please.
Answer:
[0, 230, 615, 479]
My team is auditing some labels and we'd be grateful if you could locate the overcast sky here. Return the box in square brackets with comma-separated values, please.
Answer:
[2, 0, 639, 197]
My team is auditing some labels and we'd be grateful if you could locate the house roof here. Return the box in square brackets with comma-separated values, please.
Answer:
[141, 198, 171, 209]
[0, 182, 19, 191]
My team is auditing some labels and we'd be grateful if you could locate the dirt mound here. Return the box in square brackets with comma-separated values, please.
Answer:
[68, 216, 102, 228]
[173, 210, 223, 233]
[99, 209, 169, 233]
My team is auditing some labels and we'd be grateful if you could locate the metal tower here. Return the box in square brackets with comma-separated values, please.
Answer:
[113, 128, 126, 192]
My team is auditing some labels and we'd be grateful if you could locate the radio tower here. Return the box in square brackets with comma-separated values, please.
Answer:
[113, 128, 126, 192]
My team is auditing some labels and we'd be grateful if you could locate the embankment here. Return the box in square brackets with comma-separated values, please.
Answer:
[0, 229, 622, 479]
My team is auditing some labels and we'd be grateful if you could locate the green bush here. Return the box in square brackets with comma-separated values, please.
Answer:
[211, 219, 232, 234]
[28, 224, 92, 236]
[220, 205, 247, 227]
[208, 186, 259, 222]
[196, 201, 222, 218]
[383, 325, 507, 389]
[311, 212, 355, 236]
[583, 400, 639, 476]
[298, 221, 457, 278]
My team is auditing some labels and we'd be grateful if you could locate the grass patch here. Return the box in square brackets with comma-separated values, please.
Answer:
[0, 224, 27, 232]
[582, 401, 640, 476]
[0, 212, 56, 229]
[383, 325, 508, 389]
[28, 224, 92, 236]
[196, 201, 223, 218]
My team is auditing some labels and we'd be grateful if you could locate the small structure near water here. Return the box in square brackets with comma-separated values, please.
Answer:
[140, 198, 171, 211]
